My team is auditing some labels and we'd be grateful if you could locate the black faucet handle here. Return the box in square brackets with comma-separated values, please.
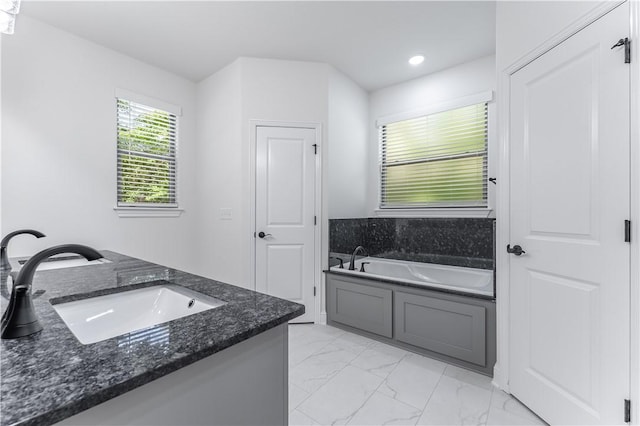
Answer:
[359, 262, 371, 273]
[330, 256, 345, 269]
[0, 229, 46, 248]
[0, 229, 47, 272]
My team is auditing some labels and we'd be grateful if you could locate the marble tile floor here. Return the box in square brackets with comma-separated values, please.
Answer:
[288, 324, 546, 426]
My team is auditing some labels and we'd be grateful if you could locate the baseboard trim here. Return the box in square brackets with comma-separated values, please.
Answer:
[492, 362, 509, 392]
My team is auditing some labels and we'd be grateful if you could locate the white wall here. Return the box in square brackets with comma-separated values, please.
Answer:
[367, 55, 496, 216]
[1, 16, 199, 272]
[194, 57, 330, 289]
[194, 60, 242, 284]
[195, 57, 370, 323]
[240, 57, 330, 291]
[328, 68, 369, 219]
[496, 1, 602, 70]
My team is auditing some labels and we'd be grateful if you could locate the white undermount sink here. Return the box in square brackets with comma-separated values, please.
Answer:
[17, 255, 111, 271]
[52, 284, 226, 344]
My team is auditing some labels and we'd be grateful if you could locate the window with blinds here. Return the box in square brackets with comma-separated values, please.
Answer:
[117, 98, 177, 207]
[379, 102, 488, 208]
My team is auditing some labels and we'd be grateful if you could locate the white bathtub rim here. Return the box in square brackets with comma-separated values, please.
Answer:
[329, 257, 494, 298]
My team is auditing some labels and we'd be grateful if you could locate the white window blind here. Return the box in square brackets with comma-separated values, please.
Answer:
[117, 98, 178, 207]
[379, 102, 488, 208]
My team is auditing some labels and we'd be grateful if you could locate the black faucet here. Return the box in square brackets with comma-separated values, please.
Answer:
[1, 270, 43, 302]
[0, 270, 13, 300]
[0, 229, 46, 271]
[348, 246, 367, 271]
[330, 256, 345, 269]
[1, 244, 103, 339]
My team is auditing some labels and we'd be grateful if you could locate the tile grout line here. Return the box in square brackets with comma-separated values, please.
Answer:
[289, 328, 344, 368]
[289, 327, 345, 423]
[295, 329, 393, 425]
[289, 382, 314, 415]
[416, 363, 448, 422]
[292, 326, 501, 426]
[483, 384, 497, 425]
[363, 353, 427, 426]
[295, 362, 369, 425]
[337, 342, 411, 426]
[336, 382, 379, 426]
[369, 350, 409, 397]
[291, 329, 355, 425]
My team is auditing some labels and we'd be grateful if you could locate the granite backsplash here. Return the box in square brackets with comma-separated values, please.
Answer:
[329, 217, 495, 270]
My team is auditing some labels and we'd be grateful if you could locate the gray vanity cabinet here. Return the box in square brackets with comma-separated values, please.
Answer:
[326, 275, 393, 338]
[326, 273, 496, 376]
[394, 291, 486, 365]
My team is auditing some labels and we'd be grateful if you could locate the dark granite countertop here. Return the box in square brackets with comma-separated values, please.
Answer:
[0, 251, 304, 426]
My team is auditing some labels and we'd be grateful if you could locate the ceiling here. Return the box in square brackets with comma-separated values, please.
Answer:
[21, 1, 496, 91]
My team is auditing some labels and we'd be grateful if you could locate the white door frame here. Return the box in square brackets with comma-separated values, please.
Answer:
[495, 2, 639, 422]
[249, 120, 323, 324]
[630, 1, 640, 422]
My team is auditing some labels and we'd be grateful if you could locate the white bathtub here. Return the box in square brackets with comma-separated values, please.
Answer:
[330, 257, 494, 297]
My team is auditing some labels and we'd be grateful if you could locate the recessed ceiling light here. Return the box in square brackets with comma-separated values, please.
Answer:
[408, 55, 424, 66]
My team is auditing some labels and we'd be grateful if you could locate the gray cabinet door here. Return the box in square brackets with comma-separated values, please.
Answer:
[394, 291, 486, 366]
[327, 276, 393, 338]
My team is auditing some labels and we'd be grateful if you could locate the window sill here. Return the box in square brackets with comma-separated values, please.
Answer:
[374, 208, 494, 218]
[114, 207, 184, 218]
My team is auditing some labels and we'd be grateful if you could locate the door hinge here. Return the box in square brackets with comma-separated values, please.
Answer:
[625, 220, 631, 243]
[312, 143, 318, 154]
[313, 286, 316, 296]
[314, 215, 317, 225]
[611, 37, 631, 63]
[625, 399, 631, 423]
[625, 38, 631, 64]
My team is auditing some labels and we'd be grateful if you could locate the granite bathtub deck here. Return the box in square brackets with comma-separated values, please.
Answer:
[0, 251, 304, 426]
[324, 268, 495, 300]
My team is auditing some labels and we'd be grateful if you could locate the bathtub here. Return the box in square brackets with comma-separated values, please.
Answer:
[330, 256, 494, 298]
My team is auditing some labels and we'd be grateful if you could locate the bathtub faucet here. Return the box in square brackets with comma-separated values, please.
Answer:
[349, 246, 367, 271]
[330, 256, 345, 269]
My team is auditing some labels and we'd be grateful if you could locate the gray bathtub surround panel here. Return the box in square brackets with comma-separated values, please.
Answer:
[394, 291, 486, 365]
[326, 273, 496, 376]
[329, 279, 393, 338]
[0, 251, 304, 426]
[329, 218, 494, 270]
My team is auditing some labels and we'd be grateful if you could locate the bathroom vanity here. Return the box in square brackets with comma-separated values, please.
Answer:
[0, 251, 304, 426]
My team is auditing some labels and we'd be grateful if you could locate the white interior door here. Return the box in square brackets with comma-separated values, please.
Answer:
[255, 126, 316, 323]
[509, 4, 630, 424]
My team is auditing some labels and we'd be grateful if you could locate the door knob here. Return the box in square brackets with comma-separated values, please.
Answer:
[258, 232, 272, 239]
[506, 244, 526, 256]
